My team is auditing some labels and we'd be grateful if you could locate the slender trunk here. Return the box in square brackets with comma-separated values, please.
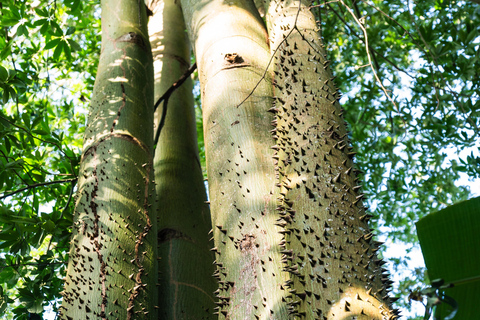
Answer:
[264, 0, 398, 318]
[59, 1, 157, 319]
[147, 0, 216, 318]
[180, 0, 290, 318]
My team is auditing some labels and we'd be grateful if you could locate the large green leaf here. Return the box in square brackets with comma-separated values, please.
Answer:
[416, 197, 480, 319]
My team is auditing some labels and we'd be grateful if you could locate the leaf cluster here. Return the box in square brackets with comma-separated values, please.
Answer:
[315, 0, 479, 315]
[0, 0, 479, 318]
[0, 0, 99, 317]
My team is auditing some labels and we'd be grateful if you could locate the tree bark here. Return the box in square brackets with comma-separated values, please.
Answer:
[147, 0, 216, 318]
[59, 0, 157, 319]
[264, 0, 398, 318]
[180, 0, 290, 318]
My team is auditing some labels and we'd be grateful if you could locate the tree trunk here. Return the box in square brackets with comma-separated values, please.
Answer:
[147, 0, 216, 318]
[180, 0, 290, 318]
[59, 1, 157, 319]
[264, 0, 398, 318]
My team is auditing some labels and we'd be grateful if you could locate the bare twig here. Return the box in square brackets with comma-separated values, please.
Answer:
[47, 180, 76, 252]
[0, 178, 77, 200]
[0, 114, 72, 159]
[337, 0, 398, 111]
[153, 62, 197, 112]
[235, 2, 304, 108]
[331, 4, 414, 78]
[153, 63, 197, 145]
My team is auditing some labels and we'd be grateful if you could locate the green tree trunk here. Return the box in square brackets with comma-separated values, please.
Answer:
[180, 0, 290, 318]
[264, 0, 398, 318]
[147, 0, 216, 318]
[59, 1, 157, 319]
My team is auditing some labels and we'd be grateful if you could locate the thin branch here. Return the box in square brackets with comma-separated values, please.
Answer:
[0, 114, 72, 159]
[153, 63, 197, 144]
[358, 0, 424, 50]
[235, 2, 303, 108]
[328, 1, 473, 101]
[405, 0, 478, 134]
[153, 62, 197, 112]
[154, 95, 169, 146]
[0, 261, 66, 272]
[326, 3, 415, 79]
[0, 178, 77, 200]
[337, 0, 398, 111]
[0, 149, 30, 185]
[47, 180, 76, 252]
[351, 0, 380, 71]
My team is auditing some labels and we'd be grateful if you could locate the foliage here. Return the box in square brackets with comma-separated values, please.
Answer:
[0, 0, 478, 318]
[0, 0, 99, 318]
[315, 0, 479, 313]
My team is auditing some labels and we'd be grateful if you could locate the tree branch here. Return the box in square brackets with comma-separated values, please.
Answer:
[0, 178, 77, 200]
[153, 63, 197, 145]
[325, 3, 415, 79]
[0, 114, 73, 160]
[337, 0, 398, 111]
[153, 62, 197, 112]
[234, 1, 304, 108]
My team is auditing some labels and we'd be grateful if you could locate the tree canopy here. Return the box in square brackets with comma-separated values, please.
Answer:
[0, 0, 479, 319]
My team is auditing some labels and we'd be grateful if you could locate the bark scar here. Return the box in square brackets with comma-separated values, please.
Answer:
[115, 31, 148, 52]
[158, 228, 192, 244]
[222, 53, 250, 70]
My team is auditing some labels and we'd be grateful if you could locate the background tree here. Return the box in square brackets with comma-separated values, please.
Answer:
[262, 0, 397, 318]
[313, 0, 479, 311]
[59, 0, 157, 318]
[0, 0, 478, 319]
[180, 0, 291, 317]
[147, 0, 217, 318]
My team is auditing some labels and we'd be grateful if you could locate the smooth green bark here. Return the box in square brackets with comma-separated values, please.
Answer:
[264, 0, 397, 318]
[147, 0, 216, 318]
[180, 0, 290, 318]
[60, 1, 157, 319]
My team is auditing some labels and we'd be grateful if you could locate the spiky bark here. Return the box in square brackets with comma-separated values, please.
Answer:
[59, 1, 157, 319]
[180, 0, 291, 318]
[264, 0, 398, 318]
[147, 0, 216, 318]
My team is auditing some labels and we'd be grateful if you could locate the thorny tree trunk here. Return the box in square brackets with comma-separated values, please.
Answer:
[180, 0, 399, 319]
[261, 0, 399, 318]
[147, 0, 216, 318]
[180, 0, 291, 318]
[59, 1, 157, 319]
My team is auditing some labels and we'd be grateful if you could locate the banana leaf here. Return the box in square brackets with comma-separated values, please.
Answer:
[416, 196, 480, 319]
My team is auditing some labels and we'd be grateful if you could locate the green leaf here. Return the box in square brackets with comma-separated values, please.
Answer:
[22, 112, 31, 129]
[0, 230, 17, 241]
[417, 197, 480, 320]
[33, 18, 48, 27]
[27, 298, 44, 314]
[31, 129, 50, 135]
[44, 38, 61, 50]
[53, 41, 64, 60]
[464, 29, 477, 45]
[34, 8, 49, 17]
[2, 87, 10, 104]
[7, 215, 38, 224]
[49, 21, 63, 37]
[9, 240, 23, 254]
[65, 26, 76, 36]
[6, 68, 16, 80]
[16, 24, 27, 38]
[0, 18, 20, 27]
[63, 41, 72, 60]
[67, 38, 81, 52]
[0, 65, 8, 82]
[0, 292, 8, 315]
[42, 220, 55, 232]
